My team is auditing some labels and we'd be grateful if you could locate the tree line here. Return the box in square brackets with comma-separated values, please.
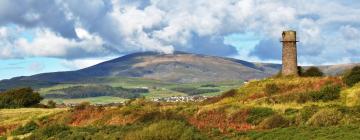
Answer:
[44, 85, 148, 99]
[0, 87, 43, 108]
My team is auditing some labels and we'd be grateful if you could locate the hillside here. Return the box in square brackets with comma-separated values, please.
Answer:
[0, 52, 280, 89]
[3, 77, 360, 139]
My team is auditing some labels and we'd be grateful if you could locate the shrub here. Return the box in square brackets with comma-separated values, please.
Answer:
[321, 85, 341, 101]
[306, 109, 342, 127]
[246, 107, 274, 125]
[296, 92, 312, 103]
[258, 114, 288, 129]
[220, 89, 238, 98]
[12, 121, 39, 135]
[47, 100, 56, 108]
[309, 91, 323, 101]
[297, 105, 319, 124]
[298, 66, 304, 76]
[37, 124, 70, 138]
[74, 102, 91, 110]
[264, 84, 280, 96]
[344, 66, 360, 87]
[310, 85, 341, 101]
[123, 120, 206, 140]
[302, 67, 324, 77]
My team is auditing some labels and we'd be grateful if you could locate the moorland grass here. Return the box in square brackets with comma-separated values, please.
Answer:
[4, 76, 360, 140]
[0, 108, 66, 126]
[240, 125, 360, 140]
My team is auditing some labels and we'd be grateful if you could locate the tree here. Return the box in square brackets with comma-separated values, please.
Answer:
[0, 87, 43, 108]
[297, 66, 304, 76]
[47, 100, 56, 108]
[344, 66, 360, 87]
[303, 67, 324, 77]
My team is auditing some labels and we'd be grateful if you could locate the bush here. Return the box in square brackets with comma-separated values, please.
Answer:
[306, 109, 342, 127]
[296, 92, 312, 103]
[264, 84, 280, 96]
[47, 100, 56, 108]
[246, 107, 274, 125]
[344, 66, 360, 87]
[12, 121, 39, 135]
[74, 102, 91, 110]
[297, 105, 319, 124]
[258, 114, 288, 129]
[310, 85, 341, 101]
[321, 85, 341, 101]
[38, 124, 70, 138]
[298, 66, 304, 76]
[123, 120, 206, 140]
[303, 67, 324, 77]
[0, 88, 43, 108]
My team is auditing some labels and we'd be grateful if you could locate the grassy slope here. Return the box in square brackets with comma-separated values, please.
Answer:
[0, 108, 66, 136]
[0, 108, 65, 125]
[341, 83, 360, 107]
[236, 125, 360, 140]
[4, 77, 360, 139]
[200, 77, 343, 112]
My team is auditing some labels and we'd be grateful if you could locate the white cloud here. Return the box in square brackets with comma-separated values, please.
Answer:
[0, 26, 109, 59]
[61, 57, 115, 70]
[0, 0, 359, 65]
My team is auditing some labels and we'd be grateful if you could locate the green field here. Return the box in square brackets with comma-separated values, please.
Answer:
[42, 96, 127, 104]
[37, 77, 244, 104]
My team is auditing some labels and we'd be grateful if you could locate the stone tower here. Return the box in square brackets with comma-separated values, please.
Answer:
[281, 30, 298, 76]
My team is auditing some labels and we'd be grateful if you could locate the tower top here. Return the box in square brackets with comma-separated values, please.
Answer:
[281, 30, 298, 42]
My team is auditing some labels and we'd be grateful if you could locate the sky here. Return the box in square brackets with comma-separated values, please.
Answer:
[0, 0, 359, 80]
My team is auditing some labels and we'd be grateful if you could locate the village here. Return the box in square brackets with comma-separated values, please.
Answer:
[151, 95, 209, 102]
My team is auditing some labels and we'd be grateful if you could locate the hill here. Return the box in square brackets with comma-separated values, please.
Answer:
[0, 52, 281, 89]
[3, 77, 360, 140]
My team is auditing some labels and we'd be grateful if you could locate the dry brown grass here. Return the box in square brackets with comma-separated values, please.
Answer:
[0, 108, 66, 135]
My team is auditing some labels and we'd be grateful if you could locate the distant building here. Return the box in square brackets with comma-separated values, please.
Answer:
[281, 30, 298, 76]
